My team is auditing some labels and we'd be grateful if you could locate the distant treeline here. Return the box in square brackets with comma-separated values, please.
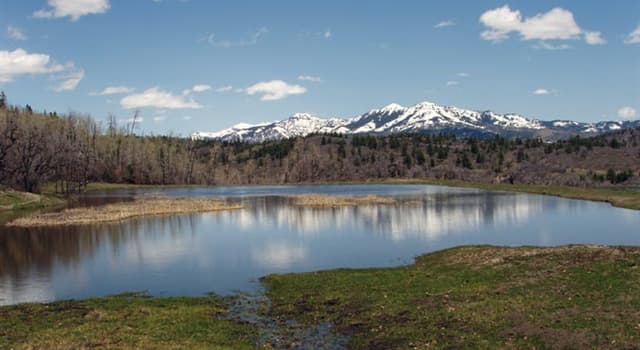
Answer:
[1, 94, 639, 194]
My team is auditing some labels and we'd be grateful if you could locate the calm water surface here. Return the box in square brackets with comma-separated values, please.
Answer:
[1, 184, 639, 305]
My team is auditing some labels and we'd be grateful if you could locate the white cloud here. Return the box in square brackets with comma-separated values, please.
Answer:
[434, 20, 455, 28]
[7, 26, 27, 40]
[90, 85, 135, 96]
[446, 81, 459, 86]
[182, 84, 212, 95]
[298, 75, 322, 83]
[215, 85, 233, 92]
[0, 48, 67, 83]
[479, 5, 604, 47]
[323, 30, 332, 39]
[533, 88, 550, 95]
[53, 68, 84, 92]
[182, 115, 193, 120]
[120, 87, 204, 109]
[624, 25, 640, 44]
[480, 5, 526, 42]
[456, 72, 469, 78]
[252, 242, 307, 268]
[205, 27, 268, 48]
[584, 31, 606, 45]
[245, 80, 307, 101]
[532, 41, 571, 50]
[618, 106, 637, 120]
[191, 84, 211, 92]
[34, 0, 111, 21]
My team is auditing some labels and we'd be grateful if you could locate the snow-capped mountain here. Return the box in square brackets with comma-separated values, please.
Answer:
[192, 101, 640, 142]
[192, 113, 351, 143]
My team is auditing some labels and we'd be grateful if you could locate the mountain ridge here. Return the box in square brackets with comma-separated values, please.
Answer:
[192, 101, 640, 142]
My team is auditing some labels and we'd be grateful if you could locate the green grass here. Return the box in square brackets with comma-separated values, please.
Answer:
[0, 189, 65, 225]
[40, 182, 165, 194]
[262, 245, 640, 349]
[0, 189, 64, 211]
[3, 246, 640, 349]
[0, 293, 257, 350]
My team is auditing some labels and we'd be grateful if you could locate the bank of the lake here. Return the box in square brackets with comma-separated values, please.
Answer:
[7, 197, 242, 227]
[1, 180, 638, 227]
[3, 245, 639, 349]
[313, 179, 640, 211]
[0, 189, 64, 211]
[84, 179, 640, 211]
[0, 294, 257, 350]
[80, 180, 640, 210]
[0, 189, 65, 225]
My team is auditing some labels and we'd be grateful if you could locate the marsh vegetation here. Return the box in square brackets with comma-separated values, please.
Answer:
[7, 197, 241, 227]
[290, 194, 397, 207]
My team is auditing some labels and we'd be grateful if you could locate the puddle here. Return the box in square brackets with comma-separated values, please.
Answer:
[222, 292, 349, 350]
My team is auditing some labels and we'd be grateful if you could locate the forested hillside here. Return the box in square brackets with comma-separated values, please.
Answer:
[1, 97, 639, 194]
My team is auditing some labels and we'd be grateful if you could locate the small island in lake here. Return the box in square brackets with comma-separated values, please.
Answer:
[7, 197, 242, 227]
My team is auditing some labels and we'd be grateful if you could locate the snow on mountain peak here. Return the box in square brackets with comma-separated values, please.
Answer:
[232, 123, 256, 129]
[288, 113, 317, 120]
[381, 103, 405, 111]
[192, 101, 640, 142]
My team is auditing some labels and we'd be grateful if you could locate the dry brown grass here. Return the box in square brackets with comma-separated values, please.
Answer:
[7, 197, 242, 227]
[428, 245, 639, 270]
[290, 194, 397, 207]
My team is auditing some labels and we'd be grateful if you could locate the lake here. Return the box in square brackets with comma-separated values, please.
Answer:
[1, 184, 639, 306]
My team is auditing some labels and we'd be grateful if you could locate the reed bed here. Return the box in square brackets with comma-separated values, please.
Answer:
[8, 197, 242, 227]
[290, 194, 397, 207]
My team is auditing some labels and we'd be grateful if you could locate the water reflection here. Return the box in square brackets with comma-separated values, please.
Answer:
[252, 241, 308, 269]
[217, 192, 550, 240]
[1, 185, 639, 305]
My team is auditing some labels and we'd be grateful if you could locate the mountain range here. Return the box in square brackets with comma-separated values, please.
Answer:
[192, 101, 640, 142]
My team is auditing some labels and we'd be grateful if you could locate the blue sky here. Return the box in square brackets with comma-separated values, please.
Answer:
[1, 0, 639, 135]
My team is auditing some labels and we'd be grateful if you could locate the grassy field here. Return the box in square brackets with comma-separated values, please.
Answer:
[3, 245, 639, 349]
[0, 189, 64, 211]
[8, 197, 242, 227]
[0, 189, 65, 225]
[0, 294, 256, 350]
[41, 182, 209, 194]
[263, 245, 640, 349]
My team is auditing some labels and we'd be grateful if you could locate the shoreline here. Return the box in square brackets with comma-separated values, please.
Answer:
[0, 189, 65, 211]
[7, 197, 242, 227]
[2, 179, 638, 226]
[81, 179, 640, 210]
[2, 244, 639, 349]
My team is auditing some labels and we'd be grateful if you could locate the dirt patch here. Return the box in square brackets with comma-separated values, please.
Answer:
[500, 320, 594, 350]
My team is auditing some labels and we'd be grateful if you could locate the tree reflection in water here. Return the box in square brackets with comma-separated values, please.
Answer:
[1, 187, 637, 306]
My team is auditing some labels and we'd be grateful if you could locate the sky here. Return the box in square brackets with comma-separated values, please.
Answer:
[1, 0, 639, 136]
